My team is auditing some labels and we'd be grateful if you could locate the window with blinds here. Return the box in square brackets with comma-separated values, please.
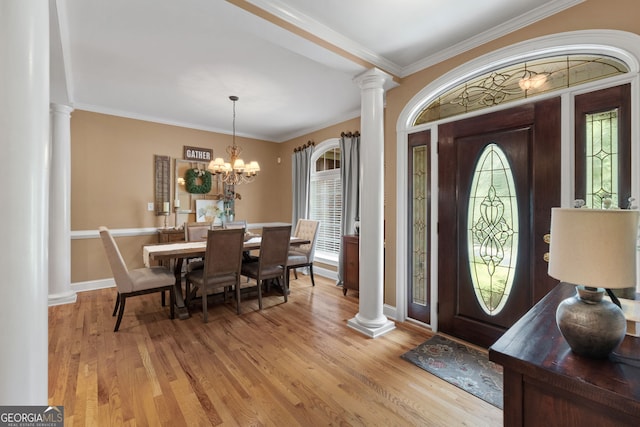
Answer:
[310, 143, 342, 260]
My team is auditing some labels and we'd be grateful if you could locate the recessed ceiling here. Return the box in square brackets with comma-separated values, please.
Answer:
[50, 0, 583, 142]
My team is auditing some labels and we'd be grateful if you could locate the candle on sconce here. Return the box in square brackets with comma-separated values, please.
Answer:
[174, 199, 180, 209]
[162, 202, 170, 213]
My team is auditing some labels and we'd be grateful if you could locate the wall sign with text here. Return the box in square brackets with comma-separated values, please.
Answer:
[183, 146, 213, 162]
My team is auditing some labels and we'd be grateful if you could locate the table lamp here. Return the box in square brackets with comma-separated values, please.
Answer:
[548, 208, 639, 359]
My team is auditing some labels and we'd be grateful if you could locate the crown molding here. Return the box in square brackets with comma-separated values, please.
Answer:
[244, 0, 584, 79]
[401, 0, 585, 77]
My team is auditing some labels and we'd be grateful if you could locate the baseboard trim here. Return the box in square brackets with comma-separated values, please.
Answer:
[383, 304, 397, 321]
[313, 265, 338, 282]
[72, 278, 115, 293]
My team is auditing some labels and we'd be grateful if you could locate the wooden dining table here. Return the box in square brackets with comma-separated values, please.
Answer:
[143, 236, 310, 319]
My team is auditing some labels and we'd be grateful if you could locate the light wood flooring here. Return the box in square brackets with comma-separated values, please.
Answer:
[48, 275, 502, 426]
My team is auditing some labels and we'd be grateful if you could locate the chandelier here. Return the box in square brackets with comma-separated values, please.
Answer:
[208, 95, 260, 185]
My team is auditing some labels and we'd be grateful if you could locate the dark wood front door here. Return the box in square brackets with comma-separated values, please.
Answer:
[438, 98, 561, 347]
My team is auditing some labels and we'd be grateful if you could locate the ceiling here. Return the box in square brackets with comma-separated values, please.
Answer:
[49, 0, 582, 142]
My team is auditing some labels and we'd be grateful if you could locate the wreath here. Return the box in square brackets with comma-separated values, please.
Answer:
[184, 168, 212, 194]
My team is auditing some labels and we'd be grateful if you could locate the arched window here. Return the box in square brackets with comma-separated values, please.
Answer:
[414, 54, 629, 124]
[310, 139, 341, 261]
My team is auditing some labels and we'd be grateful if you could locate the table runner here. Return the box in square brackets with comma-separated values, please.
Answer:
[143, 241, 206, 267]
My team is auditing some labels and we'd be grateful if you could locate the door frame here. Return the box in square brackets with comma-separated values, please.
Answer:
[394, 30, 640, 328]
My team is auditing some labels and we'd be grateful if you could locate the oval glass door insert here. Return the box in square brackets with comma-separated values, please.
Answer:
[467, 143, 519, 315]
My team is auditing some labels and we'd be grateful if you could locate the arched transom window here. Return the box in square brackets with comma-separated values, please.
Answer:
[414, 54, 629, 125]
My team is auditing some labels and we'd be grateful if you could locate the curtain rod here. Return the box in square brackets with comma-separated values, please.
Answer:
[293, 140, 315, 153]
[341, 131, 360, 138]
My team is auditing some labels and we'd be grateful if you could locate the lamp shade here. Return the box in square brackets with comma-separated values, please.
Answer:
[548, 208, 639, 289]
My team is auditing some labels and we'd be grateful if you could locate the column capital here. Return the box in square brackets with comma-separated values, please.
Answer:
[353, 68, 398, 92]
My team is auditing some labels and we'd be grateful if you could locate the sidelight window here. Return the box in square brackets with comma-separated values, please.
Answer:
[585, 110, 619, 208]
[411, 144, 429, 306]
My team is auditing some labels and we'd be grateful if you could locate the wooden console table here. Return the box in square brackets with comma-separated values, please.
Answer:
[342, 235, 359, 296]
[157, 228, 185, 243]
[489, 282, 640, 426]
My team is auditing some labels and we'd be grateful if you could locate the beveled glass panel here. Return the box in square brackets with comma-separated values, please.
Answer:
[585, 110, 619, 208]
[412, 145, 428, 306]
[415, 55, 628, 125]
[467, 144, 519, 315]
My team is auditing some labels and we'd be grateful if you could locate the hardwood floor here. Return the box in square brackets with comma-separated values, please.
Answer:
[48, 275, 502, 426]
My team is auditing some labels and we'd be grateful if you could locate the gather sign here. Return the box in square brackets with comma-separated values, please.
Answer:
[183, 145, 212, 161]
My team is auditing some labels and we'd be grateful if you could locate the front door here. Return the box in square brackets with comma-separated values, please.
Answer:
[438, 98, 561, 347]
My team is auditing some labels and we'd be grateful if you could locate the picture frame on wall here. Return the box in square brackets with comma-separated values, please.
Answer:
[195, 199, 223, 224]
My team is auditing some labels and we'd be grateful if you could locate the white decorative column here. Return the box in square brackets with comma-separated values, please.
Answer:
[0, 0, 50, 404]
[348, 68, 396, 338]
[49, 104, 77, 306]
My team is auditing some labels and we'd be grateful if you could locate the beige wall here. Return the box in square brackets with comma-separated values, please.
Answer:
[71, 111, 289, 282]
[72, 0, 640, 306]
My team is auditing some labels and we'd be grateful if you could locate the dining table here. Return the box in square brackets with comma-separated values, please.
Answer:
[143, 235, 310, 319]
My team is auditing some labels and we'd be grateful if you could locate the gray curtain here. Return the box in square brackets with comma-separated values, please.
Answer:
[338, 133, 360, 286]
[291, 146, 313, 226]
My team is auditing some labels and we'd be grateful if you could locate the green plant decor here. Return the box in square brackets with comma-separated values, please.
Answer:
[185, 168, 212, 194]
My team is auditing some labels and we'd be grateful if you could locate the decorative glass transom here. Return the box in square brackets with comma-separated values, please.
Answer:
[467, 144, 519, 315]
[585, 109, 619, 208]
[415, 55, 628, 125]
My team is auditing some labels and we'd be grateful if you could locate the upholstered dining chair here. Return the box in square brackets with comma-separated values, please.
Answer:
[185, 228, 245, 320]
[287, 219, 320, 287]
[184, 221, 212, 241]
[98, 226, 175, 332]
[224, 219, 247, 230]
[240, 225, 292, 310]
[182, 221, 212, 273]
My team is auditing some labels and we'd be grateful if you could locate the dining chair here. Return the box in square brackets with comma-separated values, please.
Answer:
[98, 226, 175, 332]
[184, 221, 212, 241]
[224, 219, 247, 230]
[287, 219, 320, 286]
[185, 228, 245, 320]
[182, 221, 212, 272]
[240, 225, 292, 310]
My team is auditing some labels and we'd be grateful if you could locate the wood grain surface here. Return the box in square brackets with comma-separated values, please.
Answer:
[49, 275, 502, 426]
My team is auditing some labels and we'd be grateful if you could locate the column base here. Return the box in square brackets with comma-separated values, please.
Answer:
[347, 316, 395, 338]
[48, 291, 77, 307]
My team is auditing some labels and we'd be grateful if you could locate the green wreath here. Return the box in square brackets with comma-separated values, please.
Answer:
[184, 168, 212, 194]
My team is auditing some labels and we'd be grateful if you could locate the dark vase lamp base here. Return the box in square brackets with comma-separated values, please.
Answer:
[556, 285, 627, 359]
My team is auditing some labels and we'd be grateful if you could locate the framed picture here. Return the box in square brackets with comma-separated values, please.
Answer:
[195, 199, 222, 223]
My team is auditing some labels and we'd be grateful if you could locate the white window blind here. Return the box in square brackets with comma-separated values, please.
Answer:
[310, 171, 342, 257]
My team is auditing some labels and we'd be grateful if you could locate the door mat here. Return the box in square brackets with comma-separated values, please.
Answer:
[401, 334, 503, 409]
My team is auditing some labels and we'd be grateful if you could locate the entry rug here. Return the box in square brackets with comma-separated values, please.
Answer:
[401, 335, 503, 409]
